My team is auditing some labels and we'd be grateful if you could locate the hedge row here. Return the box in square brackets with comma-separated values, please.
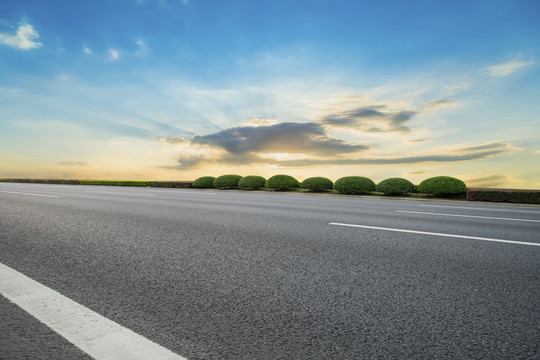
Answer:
[467, 188, 540, 204]
[192, 174, 469, 197]
[4, 177, 538, 204]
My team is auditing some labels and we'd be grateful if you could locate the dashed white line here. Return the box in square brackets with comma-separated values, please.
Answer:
[418, 204, 540, 213]
[0, 262, 186, 360]
[329, 222, 540, 247]
[397, 210, 540, 223]
[0, 191, 59, 198]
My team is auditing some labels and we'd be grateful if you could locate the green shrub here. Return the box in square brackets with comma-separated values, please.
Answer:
[192, 176, 216, 188]
[301, 177, 333, 191]
[238, 175, 266, 189]
[418, 176, 467, 197]
[213, 174, 242, 189]
[376, 177, 415, 195]
[265, 174, 300, 191]
[466, 188, 540, 204]
[334, 176, 376, 195]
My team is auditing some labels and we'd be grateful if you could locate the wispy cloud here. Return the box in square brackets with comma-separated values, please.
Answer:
[479, 60, 534, 77]
[57, 161, 89, 167]
[465, 174, 514, 188]
[321, 105, 418, 133]
[443, 82, 470, 92]
[458, 141, 521, 152]
[0, 22, 43, 50]
[275, 141, 516, 167]
[83, 46, 92, 54]
[424, 99, 457, 109]
[109, 49, 119, 59]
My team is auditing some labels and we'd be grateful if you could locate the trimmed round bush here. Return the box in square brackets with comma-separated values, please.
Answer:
[418, 176, 467, 197]
[238, 175, 266, 189]
[192, 176, 215, 188]
[213, 174, 242, 189]
[301, 177, 333, 192]
[376, 177, 415, 195]
[334, 176, 376, 195]
[265, 174, 300, 191]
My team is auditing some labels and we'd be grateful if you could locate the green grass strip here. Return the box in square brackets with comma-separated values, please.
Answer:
[79, 180, 148, 187]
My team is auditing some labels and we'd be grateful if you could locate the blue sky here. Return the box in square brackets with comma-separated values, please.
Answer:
[1, 0, 539, 188]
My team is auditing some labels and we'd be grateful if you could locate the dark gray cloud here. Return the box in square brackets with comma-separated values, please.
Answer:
[57, 161, 89, 166]
[458, 141, 510, 152]
[322, 105, 418, 133]
[271, 141, 515, 167]
[168, 142, 512, 170]
[275, 150, 503, 167]
[163, 153, 269, 170]
[162, 137, 187, 145]
[191, 122, 368, 156]
[161, 155, 207, 170]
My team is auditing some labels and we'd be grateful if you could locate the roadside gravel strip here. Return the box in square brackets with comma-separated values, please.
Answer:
[1, 183, 539, 359]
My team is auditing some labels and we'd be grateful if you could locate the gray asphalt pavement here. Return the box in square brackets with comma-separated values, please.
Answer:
[1, 182, 539, 359]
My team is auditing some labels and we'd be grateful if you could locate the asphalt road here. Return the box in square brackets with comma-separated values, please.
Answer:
[1, 182, 539, 359]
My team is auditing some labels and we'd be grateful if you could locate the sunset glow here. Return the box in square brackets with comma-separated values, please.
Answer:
[1, 1, 539, 188]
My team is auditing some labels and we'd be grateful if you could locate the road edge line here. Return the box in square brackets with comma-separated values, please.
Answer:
[0, 263, 186, 360]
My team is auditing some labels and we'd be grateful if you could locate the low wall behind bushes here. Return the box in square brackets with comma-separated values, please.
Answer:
[0, 178, 81, 185]
[467, 188, 540, 204]
[0, 179, 193, 188]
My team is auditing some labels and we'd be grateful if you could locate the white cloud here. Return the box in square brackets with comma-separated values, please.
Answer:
[83, 46, 92, 54]
[136, 39, 144, 47]
[0, 22, 43, 50]
[479, 60, 534, 77]
[109, 49, 119, 59]
[443, 82, 470, 92]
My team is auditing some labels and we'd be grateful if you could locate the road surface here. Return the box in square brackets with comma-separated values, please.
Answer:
[1, 182, 539, 359]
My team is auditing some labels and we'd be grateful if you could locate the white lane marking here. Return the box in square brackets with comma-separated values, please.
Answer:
[329, 223, 540, 247]
[396, 210, 540, 223]
[418, 204, 540, 214]
[0, 263, 186, 360]
[1, 191, 59, 198]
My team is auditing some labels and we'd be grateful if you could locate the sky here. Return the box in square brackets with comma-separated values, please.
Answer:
[1, 0, 539, 188]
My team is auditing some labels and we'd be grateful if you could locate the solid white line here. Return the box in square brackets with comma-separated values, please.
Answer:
[418, 204, 540, 213]
[0, 191, 59, 198]
[396, 210, 540, 223]
[329, 222, 540, 247]
[0, 263, 186, 360]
